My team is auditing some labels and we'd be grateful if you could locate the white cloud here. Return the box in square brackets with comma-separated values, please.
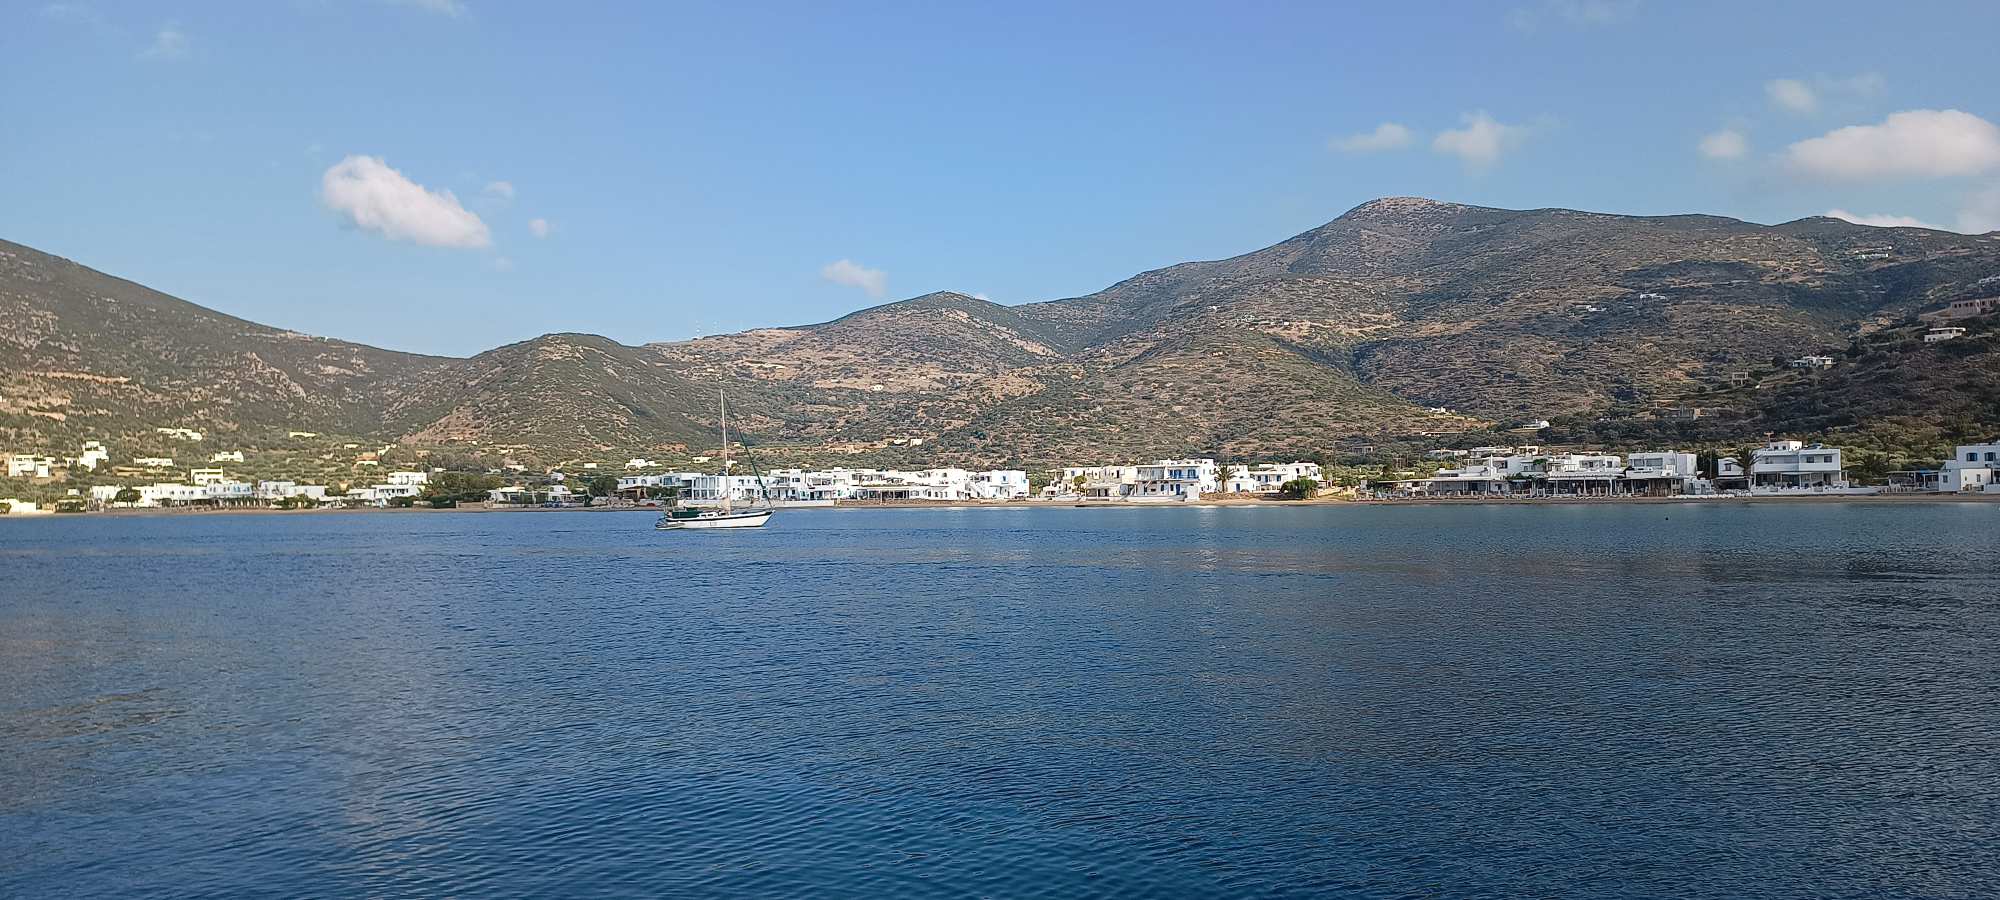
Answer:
[491, 256, 515, 272]
[42, 3, 103, 24]
[482, 180, 516, 201]
[528, 218, 551, 238]
[820, 259, 887, 298]
[139, 25, 189, 61]
[1332, 122, 1414, 153]
[390, 0, 467, 16]
[319, 155, 492, 249]
[1959, 185, 2000, 234]
[1784, 109, 2000, 180]
[1824, 209, 1943, 230]
[1766, 78, 1817, 114]
[1697, 128, 1748, 160]
[1431, 111, 1528, 171]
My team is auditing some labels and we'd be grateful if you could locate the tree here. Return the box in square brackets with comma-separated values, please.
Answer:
[1277, 477, 1319, 500]
[587, 474, 620, 497]
[114, 487, 142, 506]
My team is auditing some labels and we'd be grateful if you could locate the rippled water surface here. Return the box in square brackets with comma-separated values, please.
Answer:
[3, 504, 1998, 898]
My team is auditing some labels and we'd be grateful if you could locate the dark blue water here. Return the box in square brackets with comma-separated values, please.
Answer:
[3, 504, 1997, 898]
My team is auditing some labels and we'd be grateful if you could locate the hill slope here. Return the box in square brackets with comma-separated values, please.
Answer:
[5, 198, 1999, 468]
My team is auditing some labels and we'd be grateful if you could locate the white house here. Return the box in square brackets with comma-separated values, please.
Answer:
[6, 454, 55, 478]
[209, 450, 245, 463]
[154, 427, 204, 441]
[1790, 356, 1836, 370]
[134, 456, 174, 468]
[1624, 451, 1702, 496]
[626, 458, 657, 469]
[1221, 462, 1324, 494]
[1750, 441, 1845, 490]
[968, 470, 1030, 500]
[75, 441, 109, 471]
[189, 468, 228, 485]
[386, 471, 430, 486]
[1941, 441, 2000, 492]
[1129, 459, 1219, 500]
[1925, 327, 1967, 343]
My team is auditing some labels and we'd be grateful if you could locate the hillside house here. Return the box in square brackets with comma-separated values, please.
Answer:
[1925, 327, 1967, 343]
[6, 454, 55, 478]
[1790, 356, 1835, 370]
[1921, 296, 2000, 321]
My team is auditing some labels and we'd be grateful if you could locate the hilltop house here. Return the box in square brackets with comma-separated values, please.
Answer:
[1921, 296, 2000, 321]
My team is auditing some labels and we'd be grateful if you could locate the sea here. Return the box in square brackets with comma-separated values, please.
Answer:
[2, 503, 1996, 898]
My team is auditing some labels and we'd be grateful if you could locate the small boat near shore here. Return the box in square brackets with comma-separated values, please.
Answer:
[658, 389, 775, 531]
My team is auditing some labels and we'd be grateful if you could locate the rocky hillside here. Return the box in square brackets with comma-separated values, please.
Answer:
[4, 198, 1998, 467]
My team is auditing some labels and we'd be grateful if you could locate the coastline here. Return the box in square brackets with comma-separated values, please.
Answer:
[6, 490, 1995, 522]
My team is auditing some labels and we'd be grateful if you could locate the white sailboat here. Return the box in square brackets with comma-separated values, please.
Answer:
[656, 390, 775, 530]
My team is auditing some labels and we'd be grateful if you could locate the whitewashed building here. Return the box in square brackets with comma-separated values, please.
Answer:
[1221, 462, 1324, 494]
[1941, 441, 2000, 492]
[75, 441, 109, 471]
[1624, 451, 1703, 496]
[968, 470, 1031, 500]
[6, 454, 54, 478]
[209, 450, 245, 463]
[1750, 441, 1845, 489]
[386, 471, 430, 486]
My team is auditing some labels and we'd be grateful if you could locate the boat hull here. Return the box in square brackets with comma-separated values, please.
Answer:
[656, 509, 773, 530]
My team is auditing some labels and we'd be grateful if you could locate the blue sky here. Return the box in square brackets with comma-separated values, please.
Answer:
[5, 0, 1999, 356]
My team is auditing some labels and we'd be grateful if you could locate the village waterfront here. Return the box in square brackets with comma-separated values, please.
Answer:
[4, 504, 1997, 898]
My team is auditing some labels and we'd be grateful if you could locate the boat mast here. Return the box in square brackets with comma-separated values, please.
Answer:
[719, 387, 732, 513]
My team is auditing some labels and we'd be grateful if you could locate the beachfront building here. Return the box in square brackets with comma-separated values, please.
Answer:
[1542, 453, 1624, 495]
[257, 481, 330, 502]
[1221, 462, 1324, 494]
[1624, 451, 1702, 496]
[1941, 441, 2000, 492]
[1749, 441, 1845, 490]
[969, 470, 1031, 500]
[1130, 460, 1220, 500]
[485, 485, 576, 505]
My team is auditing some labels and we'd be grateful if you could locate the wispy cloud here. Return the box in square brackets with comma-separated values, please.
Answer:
[820, 259, 887, 298]
[1766, 72, 1886, 115]
[320, 155, 492, 249]
[139, 24, 189, 61]
[1432, 112, 1528, 171]
[1824, 209, 1942, 230]
[1697, 128, 1748, 160]
[482, 180, 516, 202]
[528, 218, 552, 238]
[1507, 0, 1639, 31]
[1784, 109, 2000, 180]
[41, 3, 103, 25]
[1331, 122, 1414, 153]
[388, 0, 467, 16]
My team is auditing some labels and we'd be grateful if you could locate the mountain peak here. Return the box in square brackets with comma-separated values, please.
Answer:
[1340, 196, 1465, 219]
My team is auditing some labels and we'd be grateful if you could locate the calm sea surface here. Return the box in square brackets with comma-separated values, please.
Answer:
[2, 504, 1997, 898]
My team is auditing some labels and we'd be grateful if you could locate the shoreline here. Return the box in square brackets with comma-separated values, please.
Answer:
[4, 490, 1995, 522]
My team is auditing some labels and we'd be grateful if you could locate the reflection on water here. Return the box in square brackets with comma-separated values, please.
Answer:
[2, 504, 1997, 898]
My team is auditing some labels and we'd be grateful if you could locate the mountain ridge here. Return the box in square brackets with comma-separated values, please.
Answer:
[5, 198, 1998, 467]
